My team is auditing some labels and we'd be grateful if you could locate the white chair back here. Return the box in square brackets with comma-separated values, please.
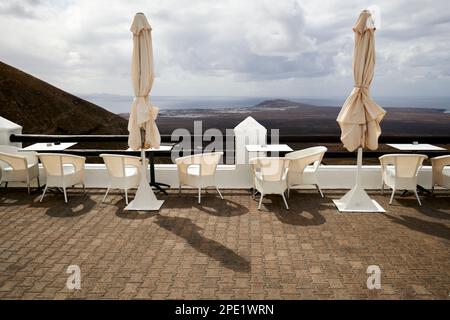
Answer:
[250, 157, 289, 182]
[38, 153, 85, 176]
[431, 155, 450, 190]
[100, 154, 142, 178]
[0, 152, 27, 170]
[380, 154, 427, 178]
[285, 146, 327, 173]
[0, 145, 38, 168]
[176, 152, 223, 176]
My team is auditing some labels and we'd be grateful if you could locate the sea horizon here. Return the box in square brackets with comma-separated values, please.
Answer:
[79, 93, 450, 114]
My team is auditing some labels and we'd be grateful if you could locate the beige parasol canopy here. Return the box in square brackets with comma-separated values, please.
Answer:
[127, 12, 161, 151]
[337, 10, 386, 152]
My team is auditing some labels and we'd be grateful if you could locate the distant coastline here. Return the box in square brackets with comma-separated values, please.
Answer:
[106, 98, 450, 138]
[80, 94, 450, 115]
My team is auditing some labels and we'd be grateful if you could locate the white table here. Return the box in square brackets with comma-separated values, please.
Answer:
[126, 145, 174, 152]
[387, 143, 446, 151]
[245, 144, 293, 153]
[21, 142, 78, 151]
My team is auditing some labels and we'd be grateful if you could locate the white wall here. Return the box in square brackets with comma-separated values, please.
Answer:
[5, 164, 442, 191]
[0, 116, 22, 147]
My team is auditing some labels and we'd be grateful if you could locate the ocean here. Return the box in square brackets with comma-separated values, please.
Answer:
[80, 94, 450, 114]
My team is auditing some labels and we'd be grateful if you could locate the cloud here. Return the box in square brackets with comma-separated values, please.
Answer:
[0, 0, 42, 19]
[0, 0, 448, 97]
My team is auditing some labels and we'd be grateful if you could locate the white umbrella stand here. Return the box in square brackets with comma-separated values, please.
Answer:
[332, 147, 385, 212]
[125, 129, 164, 211]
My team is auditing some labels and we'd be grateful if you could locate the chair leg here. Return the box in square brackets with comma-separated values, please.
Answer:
[316, 184, 324, 198]
[82, 184, 86, 193]
[27, 183, 31, 195]
[381, 182, 384, 195]
[102, 187, 110, 203]
[414, 189, 422, 206]
[287, 187, 290, 199]
[63, 187, 68, 203]
[258, 194, 264, 210]
[215, 186, 223, 199]
[125, 189, 129, 205]
[281, 193, 289, 210]
[198, 188, 201, 204]
[40, 185, 48, 202]
[4, 182, 8, 188]
[431, 184, 434, 195]
[389, 188, 396, 205]
[179, 185, 182, 195]
[37, 176, 40, 188]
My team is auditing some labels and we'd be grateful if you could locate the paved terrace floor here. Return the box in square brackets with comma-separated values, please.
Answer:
[0, 188, 449, 300]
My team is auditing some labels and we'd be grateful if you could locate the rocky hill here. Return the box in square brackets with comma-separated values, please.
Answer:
[0, 61, 127, 134]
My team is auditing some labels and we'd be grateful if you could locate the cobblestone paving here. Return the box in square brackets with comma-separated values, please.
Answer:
[0, 188, 449, 299]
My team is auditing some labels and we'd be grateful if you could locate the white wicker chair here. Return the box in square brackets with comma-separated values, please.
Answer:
[250, 157, 290, 210]
[379, 154, 427, 206]
[100, 154, 147, 204]
[431, 155, 450, 193]
[38, 153, 86, 203]
[175, 152, 223, 204]
[0, 146, 40, 194]
[285, 146, 327, 198]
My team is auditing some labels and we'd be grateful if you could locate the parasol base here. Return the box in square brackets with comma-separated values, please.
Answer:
[125, 174, 164, 211]
[125, 199, 164, 211]
[333, 185, 385, 213]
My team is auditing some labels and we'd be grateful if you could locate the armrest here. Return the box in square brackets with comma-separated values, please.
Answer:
[176, 154, 203, 165]
[282, 167, 289, 181]
[175, 155, 195, 174]
[378, 155, 395, 169]
[18, 151, 38, 165]
[62, 155, 86, 172]
[0, 152, 28, 170]
[431, 155, 450, 173]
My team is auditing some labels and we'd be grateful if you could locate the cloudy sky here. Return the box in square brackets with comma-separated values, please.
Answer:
[0, 0, 449, 98]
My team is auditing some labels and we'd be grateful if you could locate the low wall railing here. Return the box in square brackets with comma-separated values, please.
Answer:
[9, 134, 449, 162]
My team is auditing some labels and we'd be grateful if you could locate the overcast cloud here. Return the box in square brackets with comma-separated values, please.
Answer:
[0, 0, 449, 97]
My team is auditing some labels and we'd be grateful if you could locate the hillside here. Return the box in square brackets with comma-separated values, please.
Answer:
[0, 61, 127, 134]
[138, 98, 450, 137]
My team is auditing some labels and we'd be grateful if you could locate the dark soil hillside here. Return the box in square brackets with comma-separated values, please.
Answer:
[0, 61, 127, 135]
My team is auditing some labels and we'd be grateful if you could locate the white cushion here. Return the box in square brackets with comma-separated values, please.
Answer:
[62, 164, 76, 175]
[124, 166, 138, 177]
[2, 163, 35, 172]
[2, 165, 13, 171]
[386, 166, 395, 177]
[187, 165, 200, 176]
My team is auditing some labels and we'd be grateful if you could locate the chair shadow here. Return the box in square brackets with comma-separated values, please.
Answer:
[0, 190, 34, 207]
[262, 191, 327, 226]
[153, 214, 251, 273]
[395, 196, 450, 221]
[31, 193, 95, 218]
[163, 191, 249, 217]
[383, 213, 450, 241]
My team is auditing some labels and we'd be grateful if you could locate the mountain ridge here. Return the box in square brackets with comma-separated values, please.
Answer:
[0, 61, 127, 135]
